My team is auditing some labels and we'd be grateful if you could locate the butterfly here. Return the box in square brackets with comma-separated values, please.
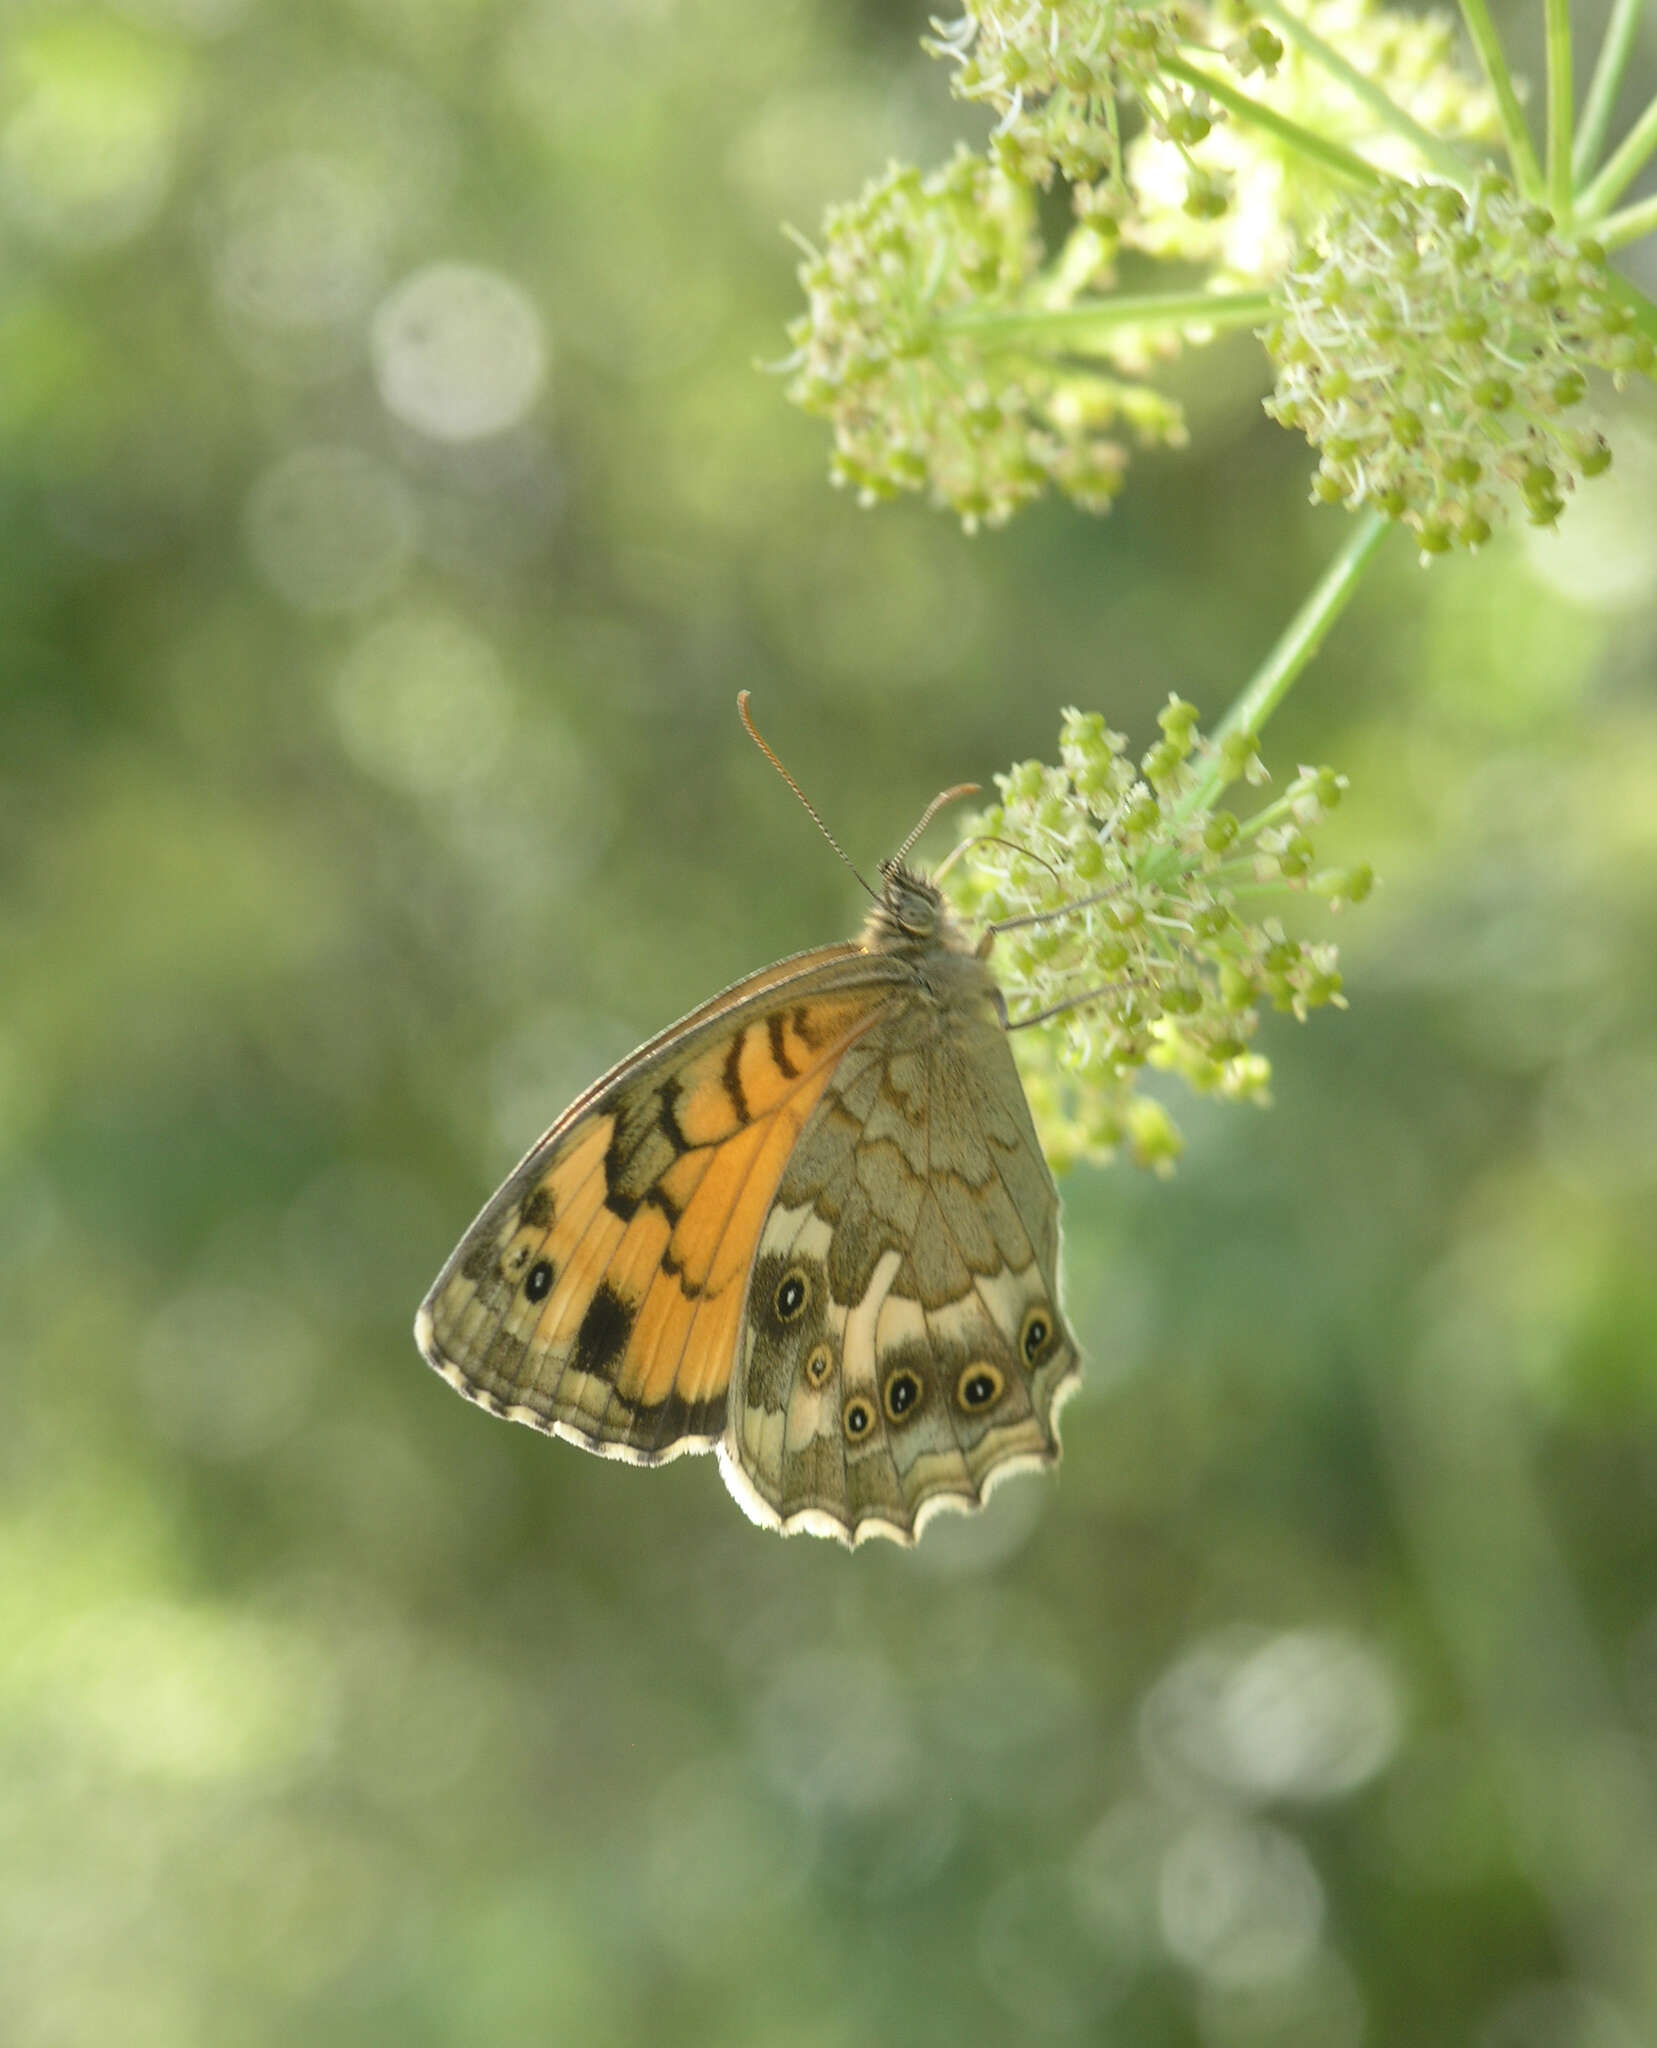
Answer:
[415, 702, 1079, 1546]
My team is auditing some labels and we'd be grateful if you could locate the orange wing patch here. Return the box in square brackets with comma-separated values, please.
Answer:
[420, 985, 895, 1457]
[614, 1082, 832, 1409]
[612, 1038, 850, 1406]
[669, 995, 873, 1148]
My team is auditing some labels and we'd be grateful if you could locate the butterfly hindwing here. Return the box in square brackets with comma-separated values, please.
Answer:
[721, 972, 1079, 1544]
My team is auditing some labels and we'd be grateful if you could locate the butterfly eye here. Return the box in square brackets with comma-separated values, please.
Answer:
[1020, 1306, 1054, 1366]
[804, 1344, 834, 1389]
[883, 1369, 923, 1422]
[774, 1269, 809, 1322]
[524, 1259, 555, 1303]
[956, 1363, 1004, 1412]
[842, 1395, 874, 1441]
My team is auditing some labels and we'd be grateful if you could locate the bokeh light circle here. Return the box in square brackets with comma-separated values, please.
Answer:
[371, 262, 548, 443]
[245, 447, 416, 615]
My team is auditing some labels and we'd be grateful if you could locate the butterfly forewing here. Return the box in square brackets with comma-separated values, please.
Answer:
[416, 948, 910, 1462]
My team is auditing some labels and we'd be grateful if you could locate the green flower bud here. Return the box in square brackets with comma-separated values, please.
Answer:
[1219, 732, 1262, 783]
[1159, 695, 1200, 740]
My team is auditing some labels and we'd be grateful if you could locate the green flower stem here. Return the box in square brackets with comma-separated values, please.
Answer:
[939, 289, 1275, 348]
[1545, 0, 1574, 214]
[1573, 0, 1647, 184]
[1163, 53, 1392, 189]
[1597, 189, 1657, 251]
[1457, 0, 1544, 197]
[1164, 509, 1391, 842]
[1212, 880, 1326, 902]
[1249, 0, 1476, 180]
[1577, 90, 1657, 218]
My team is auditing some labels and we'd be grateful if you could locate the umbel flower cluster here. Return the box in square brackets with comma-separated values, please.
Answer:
[926, 0, 1238, 204]
[1123, 0, 1499, 276]
[929, 0, 1494, 238]
[943, 706, 1369, 1170]
[784, 0, 1510, 531]
[785, 151, 1185, 529]
[1266, 178, 1645, 551]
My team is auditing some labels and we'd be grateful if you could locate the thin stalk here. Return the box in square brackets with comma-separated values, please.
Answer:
[1163, 53, 1391, 189]
[1458, 0, 1544, 196]
[1577, 90, 1657, 217]
[1251, 0, 1476, 180]
[1573, 0, 1647, 183]
[1597, 188, 1657, 250]
[1544, 0, 1574, 214]
[941, 289, 1275, 345]
[1168, 510, 1391, 837]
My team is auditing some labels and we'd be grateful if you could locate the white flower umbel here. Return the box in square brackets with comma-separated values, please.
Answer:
[944, 705, 1367, 1170]
[1267, 176, 1648, 553]
[784, 150, 1185, 530]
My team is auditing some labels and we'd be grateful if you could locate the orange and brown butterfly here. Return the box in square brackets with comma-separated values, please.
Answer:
[415, 697, 1079, 1545]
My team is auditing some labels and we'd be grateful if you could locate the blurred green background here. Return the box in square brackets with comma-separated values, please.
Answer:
[6, 2, 1657, 2043]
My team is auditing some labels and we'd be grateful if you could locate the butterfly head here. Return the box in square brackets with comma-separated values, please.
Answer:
[864, 859, 969, 959]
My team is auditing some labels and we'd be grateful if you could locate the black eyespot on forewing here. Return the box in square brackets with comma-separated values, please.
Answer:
[524, 1259, 555, 1303]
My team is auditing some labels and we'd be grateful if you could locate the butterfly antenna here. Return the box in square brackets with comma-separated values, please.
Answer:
[738, 692, 879, 903]
[892, 781, 980, 870]
[932, 832, 1057, 887]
